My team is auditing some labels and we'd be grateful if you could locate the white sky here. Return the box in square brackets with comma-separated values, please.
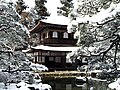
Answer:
[43, 0, 69, 24]
[12, 0, 69, 25]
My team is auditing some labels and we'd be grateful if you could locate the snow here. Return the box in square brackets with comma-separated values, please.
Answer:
[88, 3, 119, 22]
[108, 78, 120, 90]
[0, 83, 18, 90]
[89, 70, 102, 73]
[22, 49, 31, 53]
[0, 82, 30, 90]
[30, 63, 48, 72]
[67, 2, 120, 32]
[76, 76, 87, 82]
[66, 1, 120, 71]
[32, 45, 80, 52]
[0, 81, 52, 90]
[42, 16, 69, 25]
[76, 76, 107, 84]
[16, 81, 52, 90]
[15, 22, 30, 36]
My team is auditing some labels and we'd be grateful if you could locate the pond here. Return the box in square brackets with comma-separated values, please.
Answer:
[42, 77, 109, 90]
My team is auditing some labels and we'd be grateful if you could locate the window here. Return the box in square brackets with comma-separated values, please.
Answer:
[34, 56, 38, 63]
[63, 32, 68, 38]
[52, 31, 58, 38]
[39, 57, 45, 63]
[55, 57, 61, 63]
[49, 57, 54, 61]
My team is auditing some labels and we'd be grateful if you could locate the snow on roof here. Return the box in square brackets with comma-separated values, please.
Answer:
[32, 45, 80, 52]
[42, 16, 69, 25]
[22, 49, 31, 53]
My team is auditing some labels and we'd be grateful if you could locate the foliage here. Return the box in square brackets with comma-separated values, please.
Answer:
[15, 0, 28, 14]
[34, 0, 50, 20]
[65, 0, 120, 70]
[0, 0, 31, 69]
[57, 0, 74, 17]
[15, 0, 34, 29]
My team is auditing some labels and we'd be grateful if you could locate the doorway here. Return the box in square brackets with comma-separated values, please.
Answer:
[45, 56, 55, 68]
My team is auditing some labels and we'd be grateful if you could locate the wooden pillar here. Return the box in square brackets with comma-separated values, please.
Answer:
[61, 52, 66, 68]
[48, 31, 52, 38]
[41, 51, 42, 63]
[60, 32, 63, 39]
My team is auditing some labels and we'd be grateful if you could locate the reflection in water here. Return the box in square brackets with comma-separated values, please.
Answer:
[42, 77, 109, 90]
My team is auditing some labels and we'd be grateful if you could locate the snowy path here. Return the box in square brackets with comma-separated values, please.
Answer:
[0, 83, 19, 90]
[0, 82, 52, 90]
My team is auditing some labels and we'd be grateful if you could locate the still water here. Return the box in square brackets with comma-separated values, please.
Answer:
[42, 77, 109, 90]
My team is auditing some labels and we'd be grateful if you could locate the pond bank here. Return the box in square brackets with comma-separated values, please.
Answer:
[39, 70, 101, 78]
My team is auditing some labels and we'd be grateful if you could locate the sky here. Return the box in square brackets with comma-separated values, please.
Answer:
[11, 0, 120, 26]
[43, 0, 69, 24]
[12, 0, 69, 25]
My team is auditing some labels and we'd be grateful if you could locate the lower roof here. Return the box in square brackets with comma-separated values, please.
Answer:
[32, 45, 79, 52]
[23, 45, 80, 52]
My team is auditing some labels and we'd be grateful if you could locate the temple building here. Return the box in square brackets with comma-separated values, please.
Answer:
[27, 21, 78, 71]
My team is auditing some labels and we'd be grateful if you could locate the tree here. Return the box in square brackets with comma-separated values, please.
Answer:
[15, 0, 28, 14]
[62, 0, 120, 70]
[34, 0, 50, 20]
[57, 0, 74, 17]
[0, 0, 31, 70]
[15, 0, 33, 29]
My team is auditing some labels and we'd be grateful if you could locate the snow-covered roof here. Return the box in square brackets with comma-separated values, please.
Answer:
[42, 16, 69, 25]
[31, 45, 80, 52]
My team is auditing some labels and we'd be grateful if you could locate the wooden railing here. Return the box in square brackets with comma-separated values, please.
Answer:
[42, 38, 77, 45]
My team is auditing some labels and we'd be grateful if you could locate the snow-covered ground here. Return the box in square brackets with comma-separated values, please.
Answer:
[108, 78, 120, 90]
[0, 81, 52, 90]
[0, 83, 17, 90]
[0, 67, 51, 90]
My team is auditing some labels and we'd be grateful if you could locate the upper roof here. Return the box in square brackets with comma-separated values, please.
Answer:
[30, 21, 67, 33]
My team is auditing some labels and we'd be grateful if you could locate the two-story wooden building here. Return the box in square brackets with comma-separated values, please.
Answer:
[27, 21, 78, 70]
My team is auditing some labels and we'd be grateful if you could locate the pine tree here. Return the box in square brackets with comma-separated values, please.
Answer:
[0, 0, 31, 69]
[34, 0, 50, 20]
[15, 0, 33, 29]
[65, 0, 120, 70]
[15, 0, 28, 14]
[57, 0, 73, 17]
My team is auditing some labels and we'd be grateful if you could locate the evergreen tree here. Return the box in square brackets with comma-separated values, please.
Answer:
[65, 0, 120, 70]
[15, 0, 28, 14]
[15, 0, 33, 29]
[34, 0, 50, 20]
[57, 0, 74, 17]
[0, 0, 31, 69]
